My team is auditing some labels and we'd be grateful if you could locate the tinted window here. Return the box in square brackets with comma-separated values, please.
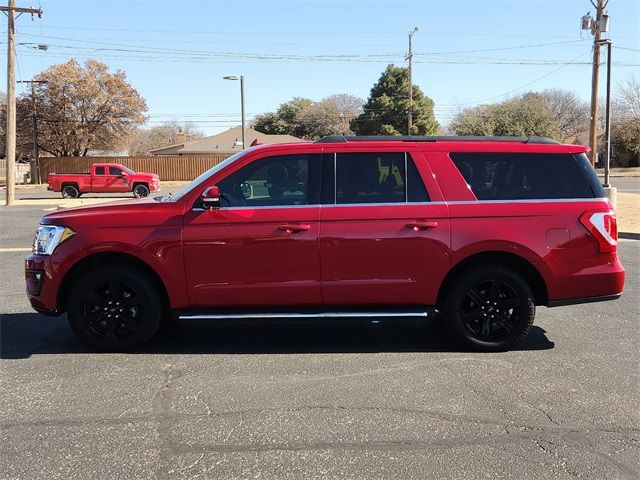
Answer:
[333, 152, 429, 204]
[94, 166, 105, 175]
[450, 152, 598, 200]
[574, 153, 605, 198]
[108, 166, 122, 176]
[218, 154, 320, 207]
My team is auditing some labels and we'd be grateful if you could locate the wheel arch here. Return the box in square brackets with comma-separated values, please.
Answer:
[437, 251, 548, 308]
[58, 251, 170, 315]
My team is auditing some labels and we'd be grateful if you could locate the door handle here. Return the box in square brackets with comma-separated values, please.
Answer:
[278, 224, 311, 234]
[406, 221, 438, 231]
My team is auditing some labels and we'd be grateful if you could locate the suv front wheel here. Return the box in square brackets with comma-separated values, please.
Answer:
[443, 265, 535, 351]
[67, 265, 163, 352]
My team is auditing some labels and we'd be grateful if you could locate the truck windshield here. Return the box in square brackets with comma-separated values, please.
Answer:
[164, 150, 250, 202]
[122, 166, 136, 175]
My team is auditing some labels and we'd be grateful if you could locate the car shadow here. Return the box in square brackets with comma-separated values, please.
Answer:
[0, 312, 554, 359]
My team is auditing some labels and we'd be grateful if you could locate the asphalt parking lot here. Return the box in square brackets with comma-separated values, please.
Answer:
[0, 205, 638, 480]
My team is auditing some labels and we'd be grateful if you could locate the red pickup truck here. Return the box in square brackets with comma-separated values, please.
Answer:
[47, 163, 160, 198]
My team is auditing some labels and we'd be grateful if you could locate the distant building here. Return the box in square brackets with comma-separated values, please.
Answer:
[149, 126, 302, 156]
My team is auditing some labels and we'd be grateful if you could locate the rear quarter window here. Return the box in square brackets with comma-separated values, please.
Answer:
[450, 152, 603, 200]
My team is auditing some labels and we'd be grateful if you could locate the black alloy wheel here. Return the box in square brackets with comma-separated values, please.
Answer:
[67, 265, 163, 352]
[133, 184, 150, 198]
[444, 265, 535, 351]
[61, 185, 79, 199]
[81, 279, 142, 339]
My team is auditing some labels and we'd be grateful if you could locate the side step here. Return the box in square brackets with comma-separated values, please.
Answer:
[178, 308, 435, 321]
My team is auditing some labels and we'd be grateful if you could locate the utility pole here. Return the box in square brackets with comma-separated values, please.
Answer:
[583, 0, 609, 166]
[1, 1, 43, 205]
[406, 27, 419, 135]
[601, 39, 612, 188]
[17, 80, 47, 184]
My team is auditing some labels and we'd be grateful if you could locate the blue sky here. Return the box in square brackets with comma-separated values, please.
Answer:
[2, 0, 639, 135]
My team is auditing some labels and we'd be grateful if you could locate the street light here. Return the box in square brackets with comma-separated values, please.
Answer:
[223, 75, 245, 149]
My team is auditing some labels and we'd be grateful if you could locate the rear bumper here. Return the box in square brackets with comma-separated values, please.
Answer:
[548, 292, 622, 307]
[547, 256, 625, 307]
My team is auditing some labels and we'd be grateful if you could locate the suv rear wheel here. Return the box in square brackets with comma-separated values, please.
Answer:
[443, 265, 535, 351]
[67, 265, 163, 352]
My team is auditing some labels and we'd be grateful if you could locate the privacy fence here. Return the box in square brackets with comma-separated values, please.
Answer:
[33, 155, 230, 182]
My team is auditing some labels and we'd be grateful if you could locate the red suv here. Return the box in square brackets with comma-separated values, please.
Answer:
[25, 136, 624, 352]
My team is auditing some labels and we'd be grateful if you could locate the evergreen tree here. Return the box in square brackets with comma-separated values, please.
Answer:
[351, 64, 439, 136]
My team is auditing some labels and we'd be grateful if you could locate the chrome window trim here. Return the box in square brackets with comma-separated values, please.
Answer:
[445, 198, 607, 205]
[321, 201, 436, 208]
[192, 197, 606, 212]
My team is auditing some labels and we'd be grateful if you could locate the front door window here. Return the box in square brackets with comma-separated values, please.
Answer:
[217, 154, 320, 207]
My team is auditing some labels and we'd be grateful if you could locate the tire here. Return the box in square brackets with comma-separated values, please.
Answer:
[67, 265, 163, 352]
[133, 184, 150, 198]
[61, 185, 79, 199]
[443, 265, 535, 352]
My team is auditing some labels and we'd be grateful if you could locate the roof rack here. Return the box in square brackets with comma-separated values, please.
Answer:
[314, 135, 559, 145]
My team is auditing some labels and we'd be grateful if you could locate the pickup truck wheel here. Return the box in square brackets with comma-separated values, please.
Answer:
[61, 185, 79, 199]
[67, 265, 163, 352]
[133, 184, 150, 198]
[443, 265, 535, 352]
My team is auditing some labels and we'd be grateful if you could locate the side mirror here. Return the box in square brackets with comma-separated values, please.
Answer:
[201, 186, 221, 209]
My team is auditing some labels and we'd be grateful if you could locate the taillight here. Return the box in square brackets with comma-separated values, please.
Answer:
[580, 210, 618, 253]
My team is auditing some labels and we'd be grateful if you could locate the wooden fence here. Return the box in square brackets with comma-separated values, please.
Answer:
[33, 155, 230, 182]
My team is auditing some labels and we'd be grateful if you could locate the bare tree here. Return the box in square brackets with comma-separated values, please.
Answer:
[296, 94, 363, 139]
[612, 76, 640, 161]
[127, 121, 204, 155]
[16, 59, 147, 157]
[540, 88, 590, 143]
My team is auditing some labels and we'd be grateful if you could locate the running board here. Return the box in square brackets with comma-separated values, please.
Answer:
[178, 309, 435, 321]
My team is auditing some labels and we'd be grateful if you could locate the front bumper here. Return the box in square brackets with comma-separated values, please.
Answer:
[25, 255, 64, 315]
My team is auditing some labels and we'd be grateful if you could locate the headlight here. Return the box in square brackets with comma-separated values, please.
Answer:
[32, 225, 75, 255]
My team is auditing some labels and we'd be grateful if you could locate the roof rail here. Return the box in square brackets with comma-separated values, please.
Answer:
[314, 135, 559, 144]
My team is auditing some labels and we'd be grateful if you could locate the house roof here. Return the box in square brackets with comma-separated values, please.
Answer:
[149, 126, 302, 155]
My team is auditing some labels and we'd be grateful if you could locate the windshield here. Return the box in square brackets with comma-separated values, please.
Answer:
[165, 150, 249, 201]
[122, 166, 136, 174]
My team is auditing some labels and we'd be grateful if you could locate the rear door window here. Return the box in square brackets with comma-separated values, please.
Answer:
[450, 152, 603, 200]
[329, 152, 429, 205]
[94, 166, 105, 175]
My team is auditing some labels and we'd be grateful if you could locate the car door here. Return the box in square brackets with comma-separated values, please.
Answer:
[182, 151, 322, 308]
[106, 166, 131, 193]
[319, 148, 451, 306]
[90, 165, 107, 192]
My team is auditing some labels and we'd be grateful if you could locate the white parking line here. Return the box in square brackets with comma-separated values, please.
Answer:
[0, 247, 31, 252]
